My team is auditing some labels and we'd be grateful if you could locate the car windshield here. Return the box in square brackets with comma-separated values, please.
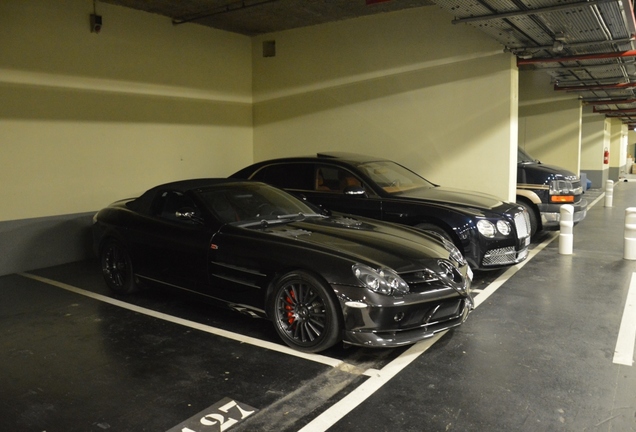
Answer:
[518, 148, 537, 164]
[357, 160, 435, 194]
[197, 183, 323, 226]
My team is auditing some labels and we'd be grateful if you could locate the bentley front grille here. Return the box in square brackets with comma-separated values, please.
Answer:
[481, 246, 527, 266]
[514, 211, 531, 239]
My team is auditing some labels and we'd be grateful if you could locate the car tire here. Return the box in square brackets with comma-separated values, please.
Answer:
[100, 239, 138, 294]
[516, 199, 539, 237]
[270, 271, 341, 353]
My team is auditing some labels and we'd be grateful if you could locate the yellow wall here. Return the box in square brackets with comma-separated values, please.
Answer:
[609, 118, 627, 167]
[518, 70, 582, 174]
[628, 129, 636, 158]
[581, 106, 610, 187]
[0, 0, 253, 221]
[252, 7, 519, 201]
[1, 1, 523, 225]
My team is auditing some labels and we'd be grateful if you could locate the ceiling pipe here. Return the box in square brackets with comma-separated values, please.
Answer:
[520, 50, 636, 66]
[604, 112, 636, 118]
[623, 0, 636, 39]
[583, 98, 636, 105]
[452, 0, 616, 24]
[555, 81, 636, 91]
[593, 107, 636, 113]
[556, 77, 629, 86]
[510, 37, 635, 55]
[173, 0, 280, 25]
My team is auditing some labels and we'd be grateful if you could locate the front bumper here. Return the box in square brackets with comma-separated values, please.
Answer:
[342, 297, 472, 347]
[332, 269, 473, 348]
[538, 199, 588, 229]
[476, 208, 531, 269]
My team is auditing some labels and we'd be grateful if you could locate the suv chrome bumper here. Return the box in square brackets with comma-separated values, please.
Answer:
[539, 199, 588, 229]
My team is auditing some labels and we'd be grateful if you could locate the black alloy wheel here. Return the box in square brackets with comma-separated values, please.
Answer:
[271, 271, 340, 353]
[100, 239, 137, 294]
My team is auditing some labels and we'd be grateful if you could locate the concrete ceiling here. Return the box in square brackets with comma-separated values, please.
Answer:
[101, 0, 636, 126]
[100, 0, 436, 35]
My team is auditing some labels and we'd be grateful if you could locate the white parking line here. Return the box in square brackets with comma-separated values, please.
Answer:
[298, 333, 446, 432]
[474, 232, 557, 308]
[299, 232, 560, 431]
[613, 272, 636, 366]
[18, 272, 344, 369]
[20, 229, 564, 432]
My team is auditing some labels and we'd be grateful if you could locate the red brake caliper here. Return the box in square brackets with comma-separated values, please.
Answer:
[285, 290, 296, 325]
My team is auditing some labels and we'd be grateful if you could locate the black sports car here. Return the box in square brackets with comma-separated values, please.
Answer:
[92, 179, 473, 352]
[231, 152, 532, 271]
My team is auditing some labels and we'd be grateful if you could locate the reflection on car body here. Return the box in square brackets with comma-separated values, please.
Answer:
[231, 152, 532, 271]
[93, 178, 473, 352]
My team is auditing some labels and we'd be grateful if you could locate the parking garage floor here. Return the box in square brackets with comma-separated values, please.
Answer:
[2, 183, 636, 432]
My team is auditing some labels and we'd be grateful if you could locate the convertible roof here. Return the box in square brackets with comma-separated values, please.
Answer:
[130, 178, 247, 214]
[317, 152, 385, 164]
[148, 178, 244, 193]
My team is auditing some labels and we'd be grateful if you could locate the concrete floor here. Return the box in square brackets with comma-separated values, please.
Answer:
[2, 184, 636, 432]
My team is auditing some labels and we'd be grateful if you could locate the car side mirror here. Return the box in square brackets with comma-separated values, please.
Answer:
[175, 207, 204, 224]
[344, 186, 365, 196]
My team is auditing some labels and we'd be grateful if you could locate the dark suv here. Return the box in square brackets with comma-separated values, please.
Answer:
[516, 147, 588, 236]
[232, 152, 531, 271]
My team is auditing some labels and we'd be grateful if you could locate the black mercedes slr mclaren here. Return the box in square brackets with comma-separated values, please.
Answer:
[93, 178, 473, 352]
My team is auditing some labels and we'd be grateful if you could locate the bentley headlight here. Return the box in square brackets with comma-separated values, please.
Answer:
[496, 220, 511, 236]
[477, 220, 496, 238]
[353, 264, 409, 295]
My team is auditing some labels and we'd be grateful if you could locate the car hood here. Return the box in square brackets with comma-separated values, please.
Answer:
[247, 216, 451, 272]
[518, 162, 578, 183]
[396, 186, 504, 211]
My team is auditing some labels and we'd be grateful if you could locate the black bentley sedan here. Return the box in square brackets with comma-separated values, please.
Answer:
[93, 179, 473, 352]
[231, 152, 531, 271]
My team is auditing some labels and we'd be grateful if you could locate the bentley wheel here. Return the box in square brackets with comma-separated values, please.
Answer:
[271, 271, 341, 353]
[100, 239, 137, 294]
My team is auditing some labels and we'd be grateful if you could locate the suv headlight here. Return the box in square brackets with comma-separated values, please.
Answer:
[549, 180, 577, 203]
[353, 264, 409, 295]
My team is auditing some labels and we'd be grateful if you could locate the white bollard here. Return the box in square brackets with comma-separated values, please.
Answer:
[624, 208, 636, 260]
[559, 204, 574, 255]
[605, 180, 614, 207]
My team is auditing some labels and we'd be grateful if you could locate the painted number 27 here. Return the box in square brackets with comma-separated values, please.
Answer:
[181, 399, 255, 432]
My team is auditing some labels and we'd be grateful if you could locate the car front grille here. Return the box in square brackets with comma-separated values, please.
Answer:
[514, 211, 531, 239]
[400, 260, 467, 293]
[482, 246, 528, 266]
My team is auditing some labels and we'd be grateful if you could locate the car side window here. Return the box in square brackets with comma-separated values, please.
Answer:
[154, 191, 201, 224]
[316, 165, 364, 193]
[253, 163, 314, 190]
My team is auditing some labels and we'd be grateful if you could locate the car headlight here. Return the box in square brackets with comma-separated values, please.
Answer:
[353, 264, 410, 295]
[496, 220, 511, 236]
[478, 219, 512, 237]
[549, 179, 577, 203]
[550, 179, 573, 195]
[477, 220, 496, 238]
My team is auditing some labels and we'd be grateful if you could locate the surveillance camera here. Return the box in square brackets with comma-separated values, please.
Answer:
[90, 14, 102, 33]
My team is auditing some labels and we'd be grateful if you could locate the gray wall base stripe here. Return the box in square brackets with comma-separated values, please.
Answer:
[0, 212, 95, 276]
